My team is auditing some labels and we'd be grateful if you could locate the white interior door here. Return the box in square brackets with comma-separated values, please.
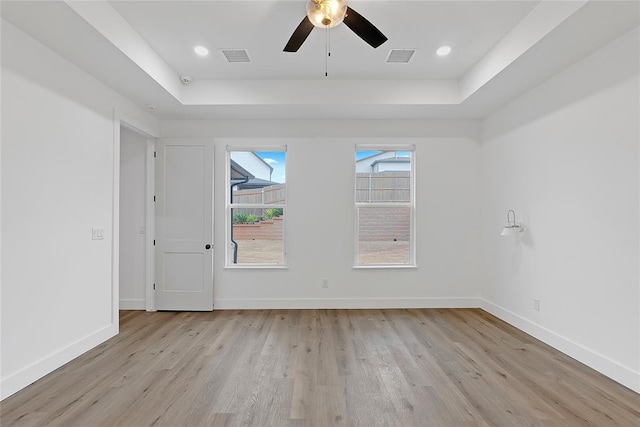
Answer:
[155, 139, 213, 311]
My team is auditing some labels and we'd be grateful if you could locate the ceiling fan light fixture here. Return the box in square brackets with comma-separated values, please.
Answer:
[306, 0, 348, 29]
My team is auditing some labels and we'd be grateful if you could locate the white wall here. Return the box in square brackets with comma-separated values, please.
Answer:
[161, 121, 483, 309]
[0, 20, 159, 399]
[480, 28, 640, 392]
[119, 128, 147, 310]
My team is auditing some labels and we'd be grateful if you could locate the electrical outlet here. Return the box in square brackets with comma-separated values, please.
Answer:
[321, 279, 329, 288]
[91, 227, 105, 240]
[533, 298, 540, 311]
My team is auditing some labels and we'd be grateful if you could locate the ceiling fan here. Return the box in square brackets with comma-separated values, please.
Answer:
[284, 0, 388, 52]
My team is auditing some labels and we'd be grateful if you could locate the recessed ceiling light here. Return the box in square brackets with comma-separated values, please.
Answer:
[194, 46, 209, 56]
[436, 45, 452, 57]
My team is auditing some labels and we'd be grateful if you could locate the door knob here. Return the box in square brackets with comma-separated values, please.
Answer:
[205, 244, 211, 250]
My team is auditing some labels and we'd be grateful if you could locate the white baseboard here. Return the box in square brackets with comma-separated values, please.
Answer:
[119, 298, 146, 310]
[480, 299, 640, 394]
[213, 297, 481, 310]
[0, 323, 118, 400]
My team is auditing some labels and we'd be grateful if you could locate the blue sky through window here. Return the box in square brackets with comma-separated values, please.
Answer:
[254, 151, 286, 183]
[356, 151, 381, 160]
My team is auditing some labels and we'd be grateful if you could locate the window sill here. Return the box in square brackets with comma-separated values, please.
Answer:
[353, 264, 417, 270]
[224, 264, 288, 270]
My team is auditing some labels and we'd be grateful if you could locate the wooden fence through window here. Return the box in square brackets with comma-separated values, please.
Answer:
[232, 183, 286, 217]
[356, 172, 411, 203]
[232, 172, 410, 219]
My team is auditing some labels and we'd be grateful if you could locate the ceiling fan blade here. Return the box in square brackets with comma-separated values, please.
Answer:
[343, 7, 388, 49]
[284, 16, 315, 52]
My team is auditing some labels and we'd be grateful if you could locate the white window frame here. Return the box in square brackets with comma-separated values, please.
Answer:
[225, 145, 287, 269]
[354, 144, 416, 268]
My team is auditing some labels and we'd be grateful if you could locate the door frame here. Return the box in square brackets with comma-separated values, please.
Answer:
[115, 118, 156, 315]
[145, 139, 156, 311]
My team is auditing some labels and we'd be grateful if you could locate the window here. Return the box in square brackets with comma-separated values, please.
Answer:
[355, 146, 415, 267]
[227, 147, 286, 267]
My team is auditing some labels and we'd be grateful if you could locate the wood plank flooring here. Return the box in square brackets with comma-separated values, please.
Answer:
[2, 309, 639, 426]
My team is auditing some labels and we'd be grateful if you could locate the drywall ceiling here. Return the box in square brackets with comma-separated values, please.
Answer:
[1, 1, 638, 120]
[109, 0, 537, 81]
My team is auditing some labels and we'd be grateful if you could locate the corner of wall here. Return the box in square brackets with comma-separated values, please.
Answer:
[0, 324, 118, 400]
[480, 299, 640, 393]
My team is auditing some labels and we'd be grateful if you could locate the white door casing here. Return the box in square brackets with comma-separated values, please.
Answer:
[155, 139, 213, 311]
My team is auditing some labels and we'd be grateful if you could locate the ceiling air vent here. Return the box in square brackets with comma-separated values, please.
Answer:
[386, 49, 415, 63]
[221, 49, 251, 63]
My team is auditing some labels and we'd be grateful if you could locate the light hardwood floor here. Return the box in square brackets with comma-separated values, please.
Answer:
[2, 309, 639, 426]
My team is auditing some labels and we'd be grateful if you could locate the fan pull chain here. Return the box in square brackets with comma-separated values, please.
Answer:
[325, 26, 331, 77]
